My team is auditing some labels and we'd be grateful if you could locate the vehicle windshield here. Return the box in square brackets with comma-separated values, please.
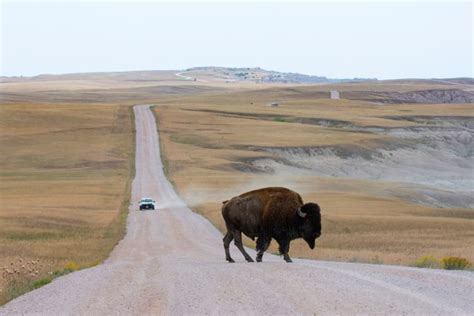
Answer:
[141, 198, 154, 202]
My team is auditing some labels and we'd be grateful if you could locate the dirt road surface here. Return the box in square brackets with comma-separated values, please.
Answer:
[175, 72, 193, 81]
[2, 105, 473, 315]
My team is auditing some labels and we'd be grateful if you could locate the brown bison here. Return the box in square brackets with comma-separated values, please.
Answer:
[221, 187, 321, 263]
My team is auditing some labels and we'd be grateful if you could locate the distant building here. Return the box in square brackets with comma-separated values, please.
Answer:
[330, 90, 340, 100]
[270, 102, 279, 107]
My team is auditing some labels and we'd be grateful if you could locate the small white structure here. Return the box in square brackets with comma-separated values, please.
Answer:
[270, 102, 279, 107]
[330, 90, 340, 100]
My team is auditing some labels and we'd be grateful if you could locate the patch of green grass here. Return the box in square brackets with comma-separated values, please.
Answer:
[6, 280, 32, 301]
[29, 262, 80, 291]
[33, 277, 52, 289]
[2, 227, 93, 241]
[273, 117, 287, 123]
[169, 133, 205, 145]
[166, 129, 220, 150]
[2, 231, 63, 241]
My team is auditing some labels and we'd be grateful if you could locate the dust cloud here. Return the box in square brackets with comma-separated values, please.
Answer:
[179, 172, 313, 208]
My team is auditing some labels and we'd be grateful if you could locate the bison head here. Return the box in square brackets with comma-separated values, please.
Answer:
[297, 203, 321, 249]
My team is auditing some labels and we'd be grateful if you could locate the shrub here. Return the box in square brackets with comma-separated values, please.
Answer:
[64, 261, 79, 272]
[414, 255, 439, 269]
[441, 257, 472, 270]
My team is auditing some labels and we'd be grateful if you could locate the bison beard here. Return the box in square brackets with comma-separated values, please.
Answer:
[221, 187, 321, 263]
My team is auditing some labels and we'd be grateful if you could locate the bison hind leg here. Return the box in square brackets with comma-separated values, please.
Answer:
[232, 230, 254, 262]
[256, 236, 271, 262]
[223, 232, 234, 263]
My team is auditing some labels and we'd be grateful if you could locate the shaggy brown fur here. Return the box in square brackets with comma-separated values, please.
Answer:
[222, 187, 321, 263]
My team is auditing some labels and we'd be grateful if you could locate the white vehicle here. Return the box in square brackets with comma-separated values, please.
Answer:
[139, 198, 156, 211]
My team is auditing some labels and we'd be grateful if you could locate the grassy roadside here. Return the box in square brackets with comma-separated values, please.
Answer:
[0, 103, 136, 305]
[151, 105, 176, 189]
[101, 105, 136, 256]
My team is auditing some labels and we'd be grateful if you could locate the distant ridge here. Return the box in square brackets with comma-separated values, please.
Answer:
[184, 66, 377, 84]
[2, 67, 471, 85]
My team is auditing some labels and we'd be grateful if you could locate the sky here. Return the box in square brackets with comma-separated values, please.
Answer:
[1, 1, 472, 79]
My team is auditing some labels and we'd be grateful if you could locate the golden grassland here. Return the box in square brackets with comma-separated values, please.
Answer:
[0, 73, 472, 303]
[153, 88, 474, 267]
[0, 102, 134, 304]
[0, 72, 229, 304]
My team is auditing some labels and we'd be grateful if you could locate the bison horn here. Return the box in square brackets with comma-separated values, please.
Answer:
[297, 207, 307, 218]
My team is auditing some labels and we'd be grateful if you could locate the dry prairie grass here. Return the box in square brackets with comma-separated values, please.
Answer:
[0, 73, 472, 304]
[153, 86, 474, 267]
[0, 103, 134, 304]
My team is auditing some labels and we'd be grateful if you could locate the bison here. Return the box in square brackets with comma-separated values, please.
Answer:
[221, 187, 321, 263]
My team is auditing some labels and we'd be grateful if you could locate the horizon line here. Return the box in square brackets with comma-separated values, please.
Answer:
[1, 67, 472, 81]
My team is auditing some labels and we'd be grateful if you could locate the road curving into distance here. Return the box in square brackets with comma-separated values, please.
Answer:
[175, 71, 193, 80]
[2, 105, 473, 315]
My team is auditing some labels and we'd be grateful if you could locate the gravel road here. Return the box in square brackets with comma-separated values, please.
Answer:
[175, 72, 193, 80]
[2, 105, 473, 315]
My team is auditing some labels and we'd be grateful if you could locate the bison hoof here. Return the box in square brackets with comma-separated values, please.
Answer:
[226, 258, 235, 263]
[284, 257, 293, 263]
[246, 257, 254, 263]
[256, 257, 262, 262]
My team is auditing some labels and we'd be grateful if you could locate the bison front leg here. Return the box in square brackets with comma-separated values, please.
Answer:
[223, 232, 235, 263]
[278, 240, 292, 263]
[256, 236, 271, 262]
[232, 230, 254, 262]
